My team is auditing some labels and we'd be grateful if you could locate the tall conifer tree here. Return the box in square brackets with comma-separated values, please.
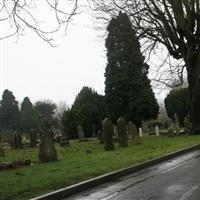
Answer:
[105, 12, 159, 126]
[0, 89, 20, 130]
[20, 97, 40, 133]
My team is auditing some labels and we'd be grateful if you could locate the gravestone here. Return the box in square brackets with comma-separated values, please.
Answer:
[184, 115, 191, 133]
[60, 137, 69, 147]
[30, 129, 37, 147]
[92, 125, 96, 138]
[77, 125, 85, 142]
[97, 130, 104, 144]
[128, 121, 141, 144]
[117, 118, 128, 147]
[102, 118, 115, 151]
[14, 132, 22, 149]
[155, 126, 160, 136]
[0, 136, 4, 157]
[60, 126, 70, 146]
[139, 128, 143, 137]
[39, 121, 57, 162]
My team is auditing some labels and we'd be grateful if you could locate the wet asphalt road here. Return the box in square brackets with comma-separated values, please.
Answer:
[65, 150, 200, 200]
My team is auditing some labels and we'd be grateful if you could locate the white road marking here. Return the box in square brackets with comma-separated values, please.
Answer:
[100, 192, 118, 200]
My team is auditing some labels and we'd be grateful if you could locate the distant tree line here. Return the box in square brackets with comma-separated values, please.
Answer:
[0, 89, 57, 135]
[61, 86, 106, 138]
[165, 87, 190, 127]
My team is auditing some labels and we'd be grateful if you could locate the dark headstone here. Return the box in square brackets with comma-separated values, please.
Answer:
[14, 132, 22, 149]
[39, 121, 57, 162]
[128, 121, 141, 144]
[30, 129, 37, 147]
[117, 118, 128, 147]
[102, 118, 115, 151]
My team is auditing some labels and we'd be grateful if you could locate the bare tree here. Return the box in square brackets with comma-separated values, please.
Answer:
[0, 0, 79, 45]
[55, 101, 69, 122]
[88, 0, 200, 134]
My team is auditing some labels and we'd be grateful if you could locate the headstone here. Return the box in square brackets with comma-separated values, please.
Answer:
[60, 137, 69, 147]
[139, 128, 143, 137]
[184, 115, 191, 133]
[92, 125, 96, 138]
[0, 136, 4, 157]
[30, 129, 37, 147]
[77, 125, 85, 142]
[155, 126, 160, 136]
[60, 126, 70, 146]
[112, 125, 119, 142]
[128, 121, 141, 144]
[39, 121, 57, 162]
[97, 130, 104, 144]
[117, 118, 128, 147]
[102, 118, 115, 151]
[14, 132, 22, 149]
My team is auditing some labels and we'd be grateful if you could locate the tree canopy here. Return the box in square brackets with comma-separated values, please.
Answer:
[20, 97, 40, 133]
[0, 0, 79, 44]
[72, 86, 106, 137]
[105, 12, 159, 126]
[34, 100, 57, 126]
[165, 87, 190, 127]
[0, 89, 20, 131]
[89, 0, 200, 134]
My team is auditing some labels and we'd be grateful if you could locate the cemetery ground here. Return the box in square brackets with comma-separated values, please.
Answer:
[1, 136, 200, 200]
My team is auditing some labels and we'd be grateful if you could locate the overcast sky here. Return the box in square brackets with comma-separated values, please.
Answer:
[0, 8, 169, 107]
[0, 12, 106, 106]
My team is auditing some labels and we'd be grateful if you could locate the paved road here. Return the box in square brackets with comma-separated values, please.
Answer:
[65, 150, 200, 200]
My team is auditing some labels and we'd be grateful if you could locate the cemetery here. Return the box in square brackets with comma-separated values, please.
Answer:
[1, 1, 200, 199]
[0, 116, 200, 200]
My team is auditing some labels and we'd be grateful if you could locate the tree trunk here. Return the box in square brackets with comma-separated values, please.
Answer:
[186, 52, 200, 134]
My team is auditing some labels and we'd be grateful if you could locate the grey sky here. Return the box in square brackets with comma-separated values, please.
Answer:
[0, 8, 169, 107]
[0, 12, 106, 106]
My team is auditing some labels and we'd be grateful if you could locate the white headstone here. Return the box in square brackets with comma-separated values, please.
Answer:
[139, 127, 143, 137]
[155, 126, 159, 136]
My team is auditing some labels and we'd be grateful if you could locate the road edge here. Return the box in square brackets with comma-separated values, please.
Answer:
[30, 144, 200, 200]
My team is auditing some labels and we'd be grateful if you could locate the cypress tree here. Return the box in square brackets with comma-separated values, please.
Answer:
[105, 12, 159, 126]
[72, 87, 106, 137]
[164, 87, 189, 127]
[0, 89, 20, 130]
[20, 97, 40, 133]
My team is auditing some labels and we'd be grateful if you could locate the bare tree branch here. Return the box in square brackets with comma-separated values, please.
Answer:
[0, 0, 79, 45]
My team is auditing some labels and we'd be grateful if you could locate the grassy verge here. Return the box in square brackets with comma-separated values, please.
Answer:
[1, 135, 200, 200]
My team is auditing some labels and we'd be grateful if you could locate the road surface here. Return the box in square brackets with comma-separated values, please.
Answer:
[65, 150, 200, 200]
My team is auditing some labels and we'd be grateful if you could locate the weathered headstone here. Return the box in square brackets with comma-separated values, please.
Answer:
[155, 126, 160, 136]
[102, 118, 115, 151]
[0, 136, 4, 157]
[92, 124, 96, 138]
[112, 125, 119, 142]
[117, 118, 128, 147]
[60, 126, 70, 146]
[97, 130, 104, 144]
[139, 128, 143, 137]
[184, 115, 191, 133]
[77, 125, 85, 142]
[60, 137, 70, 147]
[14, 132, 22, 149]
[128, 121, 141, 144]
[30, 129, 37, 147]
[39, 121, 57, 162]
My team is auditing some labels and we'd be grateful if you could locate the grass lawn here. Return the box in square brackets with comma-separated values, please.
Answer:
[1, 135, 200, 200]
